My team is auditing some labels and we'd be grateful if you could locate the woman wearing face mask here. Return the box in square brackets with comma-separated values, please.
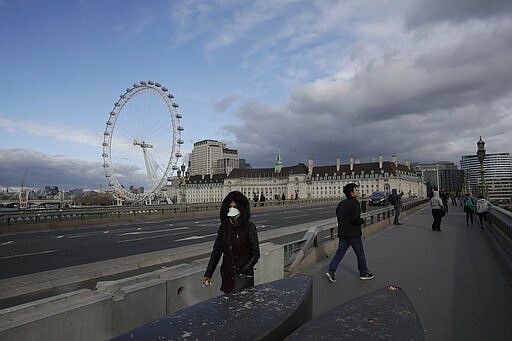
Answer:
[203, 191, 260, 293]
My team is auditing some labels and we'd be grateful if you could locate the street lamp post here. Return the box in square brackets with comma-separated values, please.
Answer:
[476, 136, 486, 198]
[176, 163, 189, 204]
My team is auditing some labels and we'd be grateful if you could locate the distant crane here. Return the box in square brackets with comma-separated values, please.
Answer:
[19, 169, 28, 209]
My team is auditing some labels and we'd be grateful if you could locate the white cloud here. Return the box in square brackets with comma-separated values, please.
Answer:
[0, 115, 100, 148]
[212, 95, 239, 112]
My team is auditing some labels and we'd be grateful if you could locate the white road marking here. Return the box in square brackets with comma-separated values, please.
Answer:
[1, 241, 14, 246]
[0, 249, 58, 260]
[118, 234, 171, 243]
[175, 233, 217, 242]
[56, 230, 109, 239]
[118, 229, 194, 243]
[119, 227, 190, 236]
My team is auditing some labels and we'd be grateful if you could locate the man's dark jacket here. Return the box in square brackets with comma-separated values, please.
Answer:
[336, 197, 365, 238]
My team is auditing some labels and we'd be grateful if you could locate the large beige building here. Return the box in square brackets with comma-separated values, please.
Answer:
[170, 155, 427, 203]
[189, 139, 240, 176]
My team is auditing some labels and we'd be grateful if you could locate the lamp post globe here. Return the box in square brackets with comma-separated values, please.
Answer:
[477, 136, 486, 164]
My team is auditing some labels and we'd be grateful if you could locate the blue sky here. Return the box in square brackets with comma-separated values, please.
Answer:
[1, 0, 511, 190]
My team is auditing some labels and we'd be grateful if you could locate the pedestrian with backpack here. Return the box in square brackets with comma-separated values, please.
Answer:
[463, 194, 476, 226]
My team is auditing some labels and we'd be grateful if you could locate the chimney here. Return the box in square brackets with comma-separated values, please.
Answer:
[350, 156, 354, 171]
[392, 154, 397, 167]
[405, 160, 411, 169]
[336, 157, 340, 172]
[379, 154, 383, 169]
[308, 159, 314, 176]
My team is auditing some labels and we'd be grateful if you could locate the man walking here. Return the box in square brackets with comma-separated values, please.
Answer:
[326, 183, 374, 283]
[389, 188, 404, 225]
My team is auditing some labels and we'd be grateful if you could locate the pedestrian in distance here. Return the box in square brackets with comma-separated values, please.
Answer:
[326, 183, 374, 283]
[463, 194, 476, 226]
[259, 193, 266, 206]
[388, 188, 404, 225]
[457, 192, 464, 206]
[476, 195, 490, 230]
[440, 189, 449, 213]
[450, 191, 457, 207]
[430, 190, 444, 231]
[203, 191, 260, 293]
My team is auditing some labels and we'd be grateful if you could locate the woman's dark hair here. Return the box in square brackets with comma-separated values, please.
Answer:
[343, 183, 358, 199]
[220, 191, 251, 226]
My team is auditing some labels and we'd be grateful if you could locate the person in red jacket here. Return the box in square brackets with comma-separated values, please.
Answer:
[326, 183, 374, 283]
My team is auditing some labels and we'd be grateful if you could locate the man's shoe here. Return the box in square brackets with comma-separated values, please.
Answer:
[360, 273, 375, 280]
[325, 272, 336, 283]
[395, 223, 403, 225]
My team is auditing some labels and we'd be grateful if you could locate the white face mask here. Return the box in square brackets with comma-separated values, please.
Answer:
[227, 207, 240, 218]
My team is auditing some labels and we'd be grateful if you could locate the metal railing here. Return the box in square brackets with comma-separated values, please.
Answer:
[0, 197, 338, 227]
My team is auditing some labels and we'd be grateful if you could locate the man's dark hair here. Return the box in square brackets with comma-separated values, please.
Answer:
[343, 183, 358, 199]
[220, 191, 250, 226]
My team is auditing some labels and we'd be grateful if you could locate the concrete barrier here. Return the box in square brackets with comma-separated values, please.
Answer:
[112, 275, 313, 341]
[286, 286, 424, 340]
[0, 243, 284, 341]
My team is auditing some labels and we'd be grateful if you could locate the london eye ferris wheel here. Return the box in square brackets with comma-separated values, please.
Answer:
[102, 80, 184, 203]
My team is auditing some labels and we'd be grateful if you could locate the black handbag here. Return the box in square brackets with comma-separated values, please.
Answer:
[227, 227, 254, 292]
[440, 206, 446, 217]
[233, 272, 254, 292]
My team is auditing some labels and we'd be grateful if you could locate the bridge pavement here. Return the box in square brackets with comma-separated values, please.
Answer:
[304, 204, 512, 340]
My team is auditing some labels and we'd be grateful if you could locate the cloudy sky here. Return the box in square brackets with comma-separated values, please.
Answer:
[1, 0, 511, 190]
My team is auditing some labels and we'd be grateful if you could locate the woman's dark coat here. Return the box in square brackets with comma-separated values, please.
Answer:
[204, 191, 260, 293]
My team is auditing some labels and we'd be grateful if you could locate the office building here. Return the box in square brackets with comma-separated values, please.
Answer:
[460, 153, 512, 202]
[411, 161, 465, 194]
[189, 139, 241, 176]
